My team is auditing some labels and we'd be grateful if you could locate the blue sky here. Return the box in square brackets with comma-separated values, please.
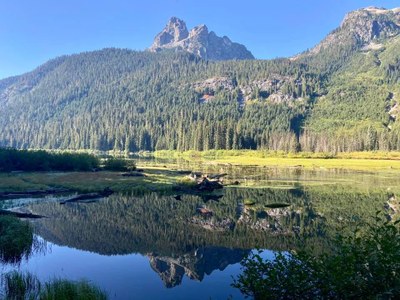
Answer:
[0, 0, 399, 79]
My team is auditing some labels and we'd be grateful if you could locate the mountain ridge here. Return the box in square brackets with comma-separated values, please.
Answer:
[0, 7, 399, 153]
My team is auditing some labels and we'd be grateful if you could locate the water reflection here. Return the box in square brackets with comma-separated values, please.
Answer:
[148, 247, 250, 288]
[0, 165, 397, 297]
[13, 184, 390, 286]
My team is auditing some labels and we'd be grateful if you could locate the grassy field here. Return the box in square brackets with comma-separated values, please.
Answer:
[0, 168, 193, 193]
[154, 150, 400, 171]
[1, 149, 400, 194]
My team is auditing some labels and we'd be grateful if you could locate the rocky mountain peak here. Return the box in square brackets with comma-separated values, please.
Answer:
[149, 17, 254, 60]
[152, 17, 189, 47]
[304, 7, 400, 56]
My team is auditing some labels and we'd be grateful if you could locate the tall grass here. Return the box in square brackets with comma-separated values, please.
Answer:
[1, 273, 107, 300]
[41, 279, 107, 300]
[2, 272, 40, 300]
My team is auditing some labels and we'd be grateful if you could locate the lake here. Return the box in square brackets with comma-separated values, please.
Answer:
[1, 162, 399, 299]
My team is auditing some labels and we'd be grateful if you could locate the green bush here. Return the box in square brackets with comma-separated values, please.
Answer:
[103, 158, 136, 172]
[233, 212, 400, 299]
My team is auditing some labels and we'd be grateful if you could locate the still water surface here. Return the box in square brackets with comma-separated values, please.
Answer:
[1, 163, 399, 299]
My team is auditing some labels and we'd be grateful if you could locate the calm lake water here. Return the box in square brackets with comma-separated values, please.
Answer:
[1, 162, 399, 299]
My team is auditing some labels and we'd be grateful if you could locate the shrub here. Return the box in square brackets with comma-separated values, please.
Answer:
[233, 212, 400, 299]
[103, 158, 136, 172]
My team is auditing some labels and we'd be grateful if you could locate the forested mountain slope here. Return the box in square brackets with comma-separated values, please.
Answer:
[0, 7, 399, 152]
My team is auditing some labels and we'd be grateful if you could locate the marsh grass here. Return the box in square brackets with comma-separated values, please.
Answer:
[154, 150, 400, 171]
[1, 273, 107, 300]
[41, 279, 107, 300]
[0, 169, 182, 194]
[2, 272, 40, 300]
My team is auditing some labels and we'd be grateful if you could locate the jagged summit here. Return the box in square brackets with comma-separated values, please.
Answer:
[149, 17, 254, 60]
[153, 17, 189, 46]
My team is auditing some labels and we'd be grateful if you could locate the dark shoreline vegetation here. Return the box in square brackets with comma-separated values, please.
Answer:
[0, 148, 99, 172]
[0, 148, 137, 173]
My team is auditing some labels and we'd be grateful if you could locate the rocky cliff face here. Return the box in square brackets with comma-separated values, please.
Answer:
[307, 7, 400, 55]
[150, 17, 254, 60]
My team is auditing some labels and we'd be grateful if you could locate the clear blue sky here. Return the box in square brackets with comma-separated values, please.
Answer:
[1, 0, 399, 79]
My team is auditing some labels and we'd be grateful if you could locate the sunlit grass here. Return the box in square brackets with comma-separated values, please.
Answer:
[0, 169, 183, 194]
[212, 156, 400, 171]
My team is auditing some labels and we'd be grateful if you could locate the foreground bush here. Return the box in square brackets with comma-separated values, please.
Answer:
[233, 212, 400, 299]
[2, 272, 107, 300]
[0, 216, 33, 264]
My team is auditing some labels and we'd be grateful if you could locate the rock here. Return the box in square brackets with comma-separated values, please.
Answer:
[195, 177, 223, 191]
[196, 207, 213, 217]
[300, 7, 400, 57]
[149, 17, 254, 60]
[201, 194, 223, 203]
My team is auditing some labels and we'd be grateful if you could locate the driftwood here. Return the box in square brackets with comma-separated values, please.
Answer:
[0, 188, 70, 199]
[195, 177, 223, 192]
[187, 172, 227, 182]
[0, 210, 44, 219]
[121, 172, 146, 177]
[60, 188, 113, 205]
[208, 173, 228, 180]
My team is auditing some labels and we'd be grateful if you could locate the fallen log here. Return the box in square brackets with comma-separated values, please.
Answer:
[208, 173, 228, 180]
[121, 172, 146, 177]
[0, 210, 44, 219]
[0, 188, 71, 199]
[60, 188, 113, 205]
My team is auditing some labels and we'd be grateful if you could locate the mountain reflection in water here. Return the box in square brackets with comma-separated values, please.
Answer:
[0, 175, 395, 299]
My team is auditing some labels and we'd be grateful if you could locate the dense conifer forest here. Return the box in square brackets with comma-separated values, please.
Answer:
[0, 8, 399, 153]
